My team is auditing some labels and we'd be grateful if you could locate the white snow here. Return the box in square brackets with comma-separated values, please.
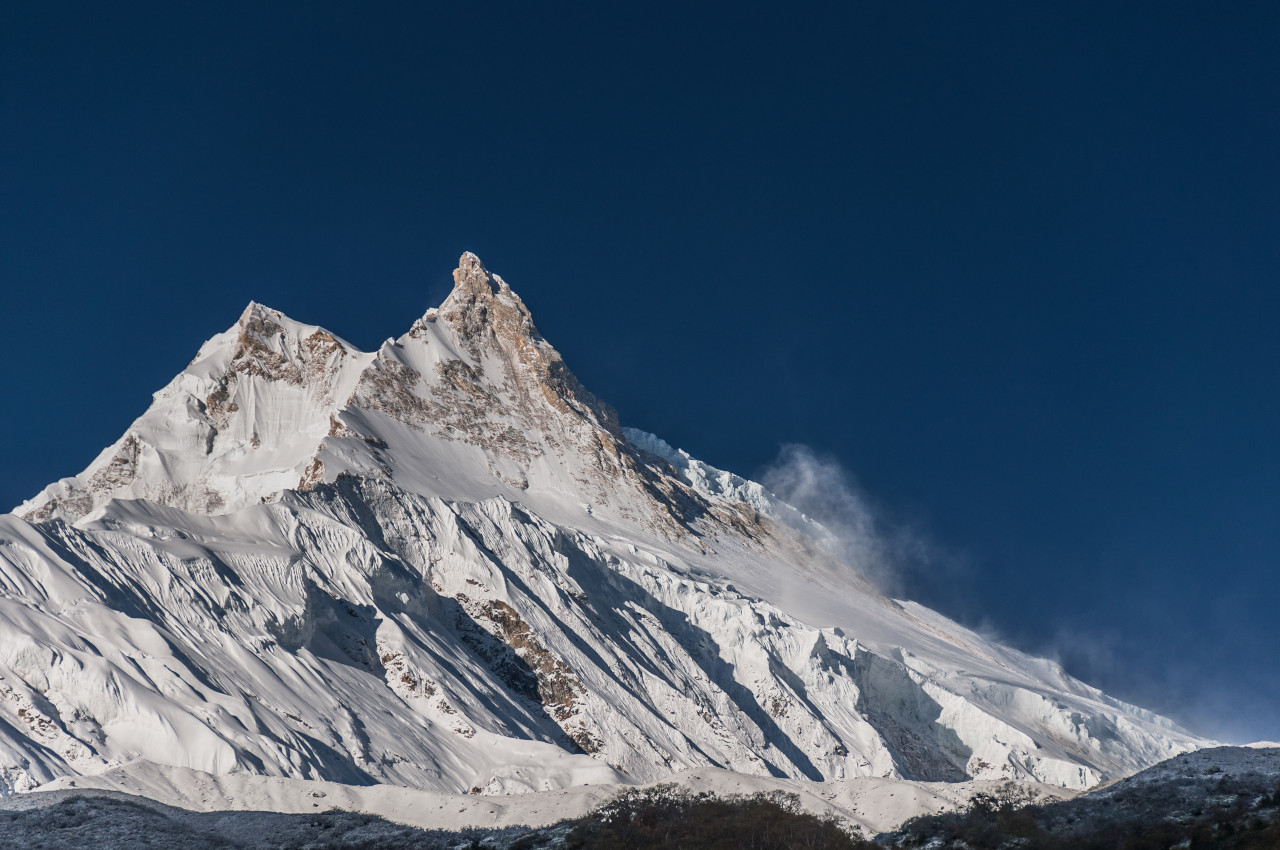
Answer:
[28, 758, 1073, 836]
[0, 253, 1210, 816]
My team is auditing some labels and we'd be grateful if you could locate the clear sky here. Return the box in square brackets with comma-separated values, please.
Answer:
[2, 3, 1277, 742]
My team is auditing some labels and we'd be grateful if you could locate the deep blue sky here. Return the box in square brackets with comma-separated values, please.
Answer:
[2, 3, 1277, 742]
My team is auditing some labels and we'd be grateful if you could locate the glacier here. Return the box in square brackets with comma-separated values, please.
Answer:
[0, 253, 1207, 800]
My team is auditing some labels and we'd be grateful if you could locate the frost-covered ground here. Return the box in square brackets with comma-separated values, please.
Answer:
[0, 255, 1209, 817]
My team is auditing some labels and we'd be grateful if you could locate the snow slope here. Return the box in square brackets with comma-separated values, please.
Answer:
[0, 254, 1207, 801]
[25, 758, 1074, 837]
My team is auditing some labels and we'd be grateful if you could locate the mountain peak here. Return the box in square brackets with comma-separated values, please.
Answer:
[454, 251, 499, 291]
[16, 301, 373, 522]
[439, 252, 536, 347]
[237, 299, 300, 331]
[448, 251, 511, 306]
[237, 299, 271, 321]
[1, 255, 1209, 802]
[234, 300, 323, 343]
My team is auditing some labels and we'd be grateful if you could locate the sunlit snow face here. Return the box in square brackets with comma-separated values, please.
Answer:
[0, 256, 1208, 806]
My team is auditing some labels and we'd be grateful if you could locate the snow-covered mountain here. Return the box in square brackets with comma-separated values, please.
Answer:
[0, 254, 1206, 799]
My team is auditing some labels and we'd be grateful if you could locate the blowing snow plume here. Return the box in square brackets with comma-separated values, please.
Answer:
[759, 444, 943, 597]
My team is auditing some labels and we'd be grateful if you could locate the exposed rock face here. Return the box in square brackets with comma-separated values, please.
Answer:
[0, 254, 1209, 799]
[440, 253, 623, 438]
[323, 253, 737, 537]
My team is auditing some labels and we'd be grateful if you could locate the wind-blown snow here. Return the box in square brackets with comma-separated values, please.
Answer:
[623, 428, 778, 517]
[0, 253, 1207, 803]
